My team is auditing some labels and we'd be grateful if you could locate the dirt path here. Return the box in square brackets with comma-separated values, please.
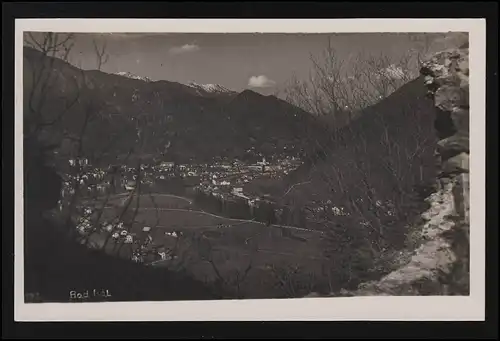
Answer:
[104, 205, 323, 234]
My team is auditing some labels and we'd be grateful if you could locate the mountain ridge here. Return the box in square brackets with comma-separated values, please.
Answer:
[187, 81, 234, 94]
[23, 46, 330, 165]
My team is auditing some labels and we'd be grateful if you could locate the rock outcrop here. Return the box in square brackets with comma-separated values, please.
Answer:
[325, 46, 471, 296]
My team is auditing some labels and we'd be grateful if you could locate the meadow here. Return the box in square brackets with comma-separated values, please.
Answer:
[86, 193, 327, 298]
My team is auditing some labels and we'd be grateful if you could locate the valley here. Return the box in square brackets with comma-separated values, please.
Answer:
[23, 31, 469, 302]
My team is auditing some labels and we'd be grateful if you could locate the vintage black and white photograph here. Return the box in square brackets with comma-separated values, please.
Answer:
[15, 19, 485, 321]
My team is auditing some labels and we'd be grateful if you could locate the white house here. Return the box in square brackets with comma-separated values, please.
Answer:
[131, 254, 143, 263]
[120, 230, 128, 236]
[142, 226, 152, 232]
[124, 235, 133, 244]
[96, 184, 106, 194]
[158, 251, 167, 260]
[124, 180, 136, 191]
[76, 224, 88, 234]
[248, 199, 257, 208]
[112, 232, 120, 239]
[257, 157, 269, 166]
[165, 231, 178, 238]
[160, 161, 175, 170]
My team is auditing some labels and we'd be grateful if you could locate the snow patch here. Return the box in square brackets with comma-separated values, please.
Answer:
[115, 71, 152, 82]
[187, 81, 233, 94]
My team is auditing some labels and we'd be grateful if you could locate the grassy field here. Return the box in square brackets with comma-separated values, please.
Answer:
[98, 193, 193, 209]
[86, 193, 327, 298]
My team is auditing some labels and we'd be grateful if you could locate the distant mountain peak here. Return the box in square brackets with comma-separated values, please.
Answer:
[236, 89, 267, 100]
[187, 82, 233, 94]
[240, 89, 262, 95]
[115, 71, 152, 82]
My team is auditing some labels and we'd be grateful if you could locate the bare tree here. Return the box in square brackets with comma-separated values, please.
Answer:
[195, 234, 257, 299]
[23, 33, 77, 141]
[24, 33, 138, 246]
[279, 34, 438, 290]
[284, 34, 429, 127]
[268, 263, 318, 298]
[284, 38, 355, 127]
[24, 34, 188, 274]
[92, 38, 109, 70]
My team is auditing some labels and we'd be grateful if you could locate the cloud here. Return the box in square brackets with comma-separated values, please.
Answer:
[248, 75, 276, 88]
[169, 43, 200, 55]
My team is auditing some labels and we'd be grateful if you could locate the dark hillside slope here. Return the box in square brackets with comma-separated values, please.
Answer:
[265, 76, 440, 289]
[23, 139, 220, 303]
[24, 221, 220, 302]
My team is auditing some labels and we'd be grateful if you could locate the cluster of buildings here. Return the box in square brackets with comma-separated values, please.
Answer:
[194, 156, 303, 204]
[56, 154, 306, 262]
[306, 199, 350, 219]
[59, 154, 302, 204]
[305, 198, 398, 223]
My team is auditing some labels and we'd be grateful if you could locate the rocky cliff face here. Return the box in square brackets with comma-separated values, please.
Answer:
[318, 46, 470, 297]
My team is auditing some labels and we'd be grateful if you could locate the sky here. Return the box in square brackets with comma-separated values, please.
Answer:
[24, 32, 467, 96]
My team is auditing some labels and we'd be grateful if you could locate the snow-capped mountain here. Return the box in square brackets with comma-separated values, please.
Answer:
[115, 71, 152, 82]
[187, 81, 233, 94]
[24, 46, 330, 165]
